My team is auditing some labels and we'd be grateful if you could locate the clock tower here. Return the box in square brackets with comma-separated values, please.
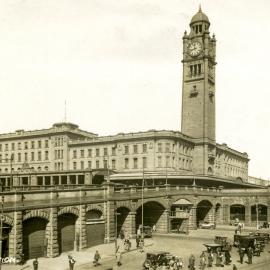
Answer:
[181, 7, 217, 174]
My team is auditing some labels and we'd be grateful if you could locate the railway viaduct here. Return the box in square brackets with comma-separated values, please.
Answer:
[1, 183, 270, 260]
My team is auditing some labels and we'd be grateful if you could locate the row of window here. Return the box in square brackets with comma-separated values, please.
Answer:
[73, 159, 116, 170]
[189, 64, 202, 77]
[0, 151, 49, 163]
[192, 24, 208, 34]
[55, 150, 63, 160]
[157, 143, 192, 156]
[0, 140, 49, 152]
[157, 156, 192, 170]
[54, 137, 64, 147]
[0, 166, 48, 173]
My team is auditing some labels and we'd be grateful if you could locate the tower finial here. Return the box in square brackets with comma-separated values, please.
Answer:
[199, 4, 202, 12]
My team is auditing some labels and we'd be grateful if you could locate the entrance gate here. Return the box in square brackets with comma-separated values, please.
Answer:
[86, 210, 105, 247]
[58, 214, 77, 253]
[23, 218, 47, 259]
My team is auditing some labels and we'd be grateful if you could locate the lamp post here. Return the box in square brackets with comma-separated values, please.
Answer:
[115, 211, 120, 255]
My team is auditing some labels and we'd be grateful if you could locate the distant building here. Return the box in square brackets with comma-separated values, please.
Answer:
[0, 8, 253, 187]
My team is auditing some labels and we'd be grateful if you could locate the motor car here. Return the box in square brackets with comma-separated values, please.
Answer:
[203, 243, 223, 254]
[199, 221, 215, 229]
[138, 225, 153, 238]
[233, 235, 261, 256]
[142, 251, 172, 269]
[214, 236, 232, 251]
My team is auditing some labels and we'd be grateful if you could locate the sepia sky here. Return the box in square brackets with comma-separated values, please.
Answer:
[0, 0, 270, 179]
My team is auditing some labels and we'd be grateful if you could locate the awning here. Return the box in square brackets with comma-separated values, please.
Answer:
[172, 198, 193, 206]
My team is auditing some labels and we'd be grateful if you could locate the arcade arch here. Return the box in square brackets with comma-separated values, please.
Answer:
[85, 209, 105, 247]
[196, 200, 213, 226]
[230, 204, 245, 222]
[22, 217, 48, 259]
[57, 213, 78, 253]
[136, 201, 166, 232]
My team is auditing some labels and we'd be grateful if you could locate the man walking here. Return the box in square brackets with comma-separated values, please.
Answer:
[93, 250, 101, 266]
[33, 258, 38, 270]
[188, 254, 195, 270]
[68, 255, 76, 270]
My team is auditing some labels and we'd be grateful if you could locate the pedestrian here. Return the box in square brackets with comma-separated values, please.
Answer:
[199, 252, 207, 270]
[124, 238, 131, 251]
[224, 250, 231, 265]
[116, 246, 122, 266]
[247, 246, 253, 264]
[238, 248, 244, 264]
[139, 237, 144, 252]
[68, 255, 76, 270]
[93, 250, 101, 266]
[216, 251, 222, 266]
[169, 256, 175, 270]
[152, 224, 156, 232]
[33, 258, 38, 270]
[136, 235, 140, 248]
[188, 254, 195, 270]
[208, 250, 214, 267]
[232, 264, 238, 270]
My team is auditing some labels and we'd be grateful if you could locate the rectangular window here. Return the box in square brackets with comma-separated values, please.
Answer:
[198, 64, 201, 74]
[189, 65, 193, 76]
[194, 65, 197, 75]
[73, 162, 77, 170]
[45, 140, 49, 148]
[158, 143, 162, 153]
[31, 152, 35, 161]
[112, 147, 116, 156]
[88, 160, 92, 169]
[104, 159, 108, 168]
[104, 148, 108, 156]
[133, 145, 138, 154]
[165, 143, 170, 153]
[24, 142, 28, 149]
[199, 24, 202, 33]
[45, 151, 49, 160]
[143, 157, 147, 168]
[158, 156, 162, 167]
[124, 158, 129, 169]
[133, 158, 138, 169]
[142, 143, 147, 153]
[0, 154, 2, 163]
[73, 150, 77, 158]
[0, 144, 2, 151]
[112, 159, 116, 169]
[38, 140, 42, 148]
[24, 152, 28, 162]
[11, 143, 15, 151]
[96, 160, 99, 169]
[18, 153, 21, 162]
[124, 145, 129, 154]
[5, 144, 8, 151]
[166, 156, 170, 167]
[38, 151, 41, 161]
[80, 149, 84, 158]
[81, 161, 84, 170]
[18, 142, 21, 150]
[88, 149, 92, 157]
[31, 141, 35, 149]
[96, 148, 100, 157]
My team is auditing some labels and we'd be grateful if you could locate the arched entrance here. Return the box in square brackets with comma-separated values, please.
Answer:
[136, 201, 166, 232]
[23, 218, 48, 259]
[251, 204, 267, 225]
[1, 223, 12, 258]
[86, 209, 105, 247]
[116, 207, 130, 237]
[196, 200, 213, 227]
[58, 213, 77, 253]
[230, 204, 245, 222]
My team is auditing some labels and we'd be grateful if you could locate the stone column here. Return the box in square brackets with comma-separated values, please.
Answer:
[47, 207, 59, 257]
[156, 209, 170, 233]
[245, 204, 251, 226]
[104, 201, 115, 243]
[78, 204, 87, 250]
[188, 206, 197, 230]
[222, 204, 230, 225]
[124, 211, 136, 238]
[9, 210, 23, 258]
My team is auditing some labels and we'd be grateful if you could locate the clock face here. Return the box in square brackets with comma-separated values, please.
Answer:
[188, 41, 202, 57]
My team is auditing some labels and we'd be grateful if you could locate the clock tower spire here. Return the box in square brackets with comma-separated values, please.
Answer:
[181, 8, 217, 174]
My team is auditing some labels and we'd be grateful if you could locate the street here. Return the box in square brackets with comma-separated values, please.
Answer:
[76, 229, 270, 270]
